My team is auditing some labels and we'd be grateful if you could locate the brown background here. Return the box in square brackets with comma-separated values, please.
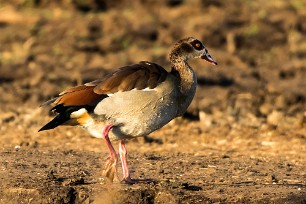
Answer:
[0, 0, 305, 203]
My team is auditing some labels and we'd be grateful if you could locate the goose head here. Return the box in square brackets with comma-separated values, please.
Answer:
[170, 37, 217, 65]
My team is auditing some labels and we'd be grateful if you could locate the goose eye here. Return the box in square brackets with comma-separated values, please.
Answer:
[191, 40, 204, 50]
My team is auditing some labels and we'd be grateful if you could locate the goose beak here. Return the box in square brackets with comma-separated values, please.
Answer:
[201, 52, 218, 65]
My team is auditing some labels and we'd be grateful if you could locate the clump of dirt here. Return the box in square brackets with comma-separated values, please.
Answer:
[0, 0, 305, 203]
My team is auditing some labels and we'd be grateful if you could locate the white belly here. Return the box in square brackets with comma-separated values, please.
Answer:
[93, 80, 179, 140]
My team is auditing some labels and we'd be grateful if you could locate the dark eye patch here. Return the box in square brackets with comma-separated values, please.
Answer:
[190, 39, 204, 50]
[180, 42, 194, 53]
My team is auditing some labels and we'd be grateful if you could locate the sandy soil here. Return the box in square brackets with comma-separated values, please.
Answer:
[0, 0, 305, 203]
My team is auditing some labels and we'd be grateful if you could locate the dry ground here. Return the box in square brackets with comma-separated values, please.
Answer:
[0, 0, 305, 203]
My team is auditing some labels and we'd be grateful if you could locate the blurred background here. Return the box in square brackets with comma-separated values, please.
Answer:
[0, 0, 306, 203]
[1, 0, 305, 137]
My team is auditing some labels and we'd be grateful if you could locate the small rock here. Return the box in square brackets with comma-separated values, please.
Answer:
[259, 103, 273, 115]
[14, 145, 21, 150]
[267, 110, 284, 126]
[275, 95, 286, 109]
[271, 174, 279, 183]
[199, 111, 213, 128]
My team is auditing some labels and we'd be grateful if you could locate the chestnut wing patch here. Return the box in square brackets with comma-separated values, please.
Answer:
[92, 61, 168, 94]
[52, 85, 105, 106]
[46, 61, 168, 107]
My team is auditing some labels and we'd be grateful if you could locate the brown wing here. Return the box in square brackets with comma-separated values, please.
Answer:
[51, 85, 103, 106]
[47, 61, 168, 107]
[90, 61, 168, 94]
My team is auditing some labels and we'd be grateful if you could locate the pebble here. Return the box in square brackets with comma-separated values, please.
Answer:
[199, 111, 213, 128]
[14, 145, 21, 150]
[267, 110, 284, 126]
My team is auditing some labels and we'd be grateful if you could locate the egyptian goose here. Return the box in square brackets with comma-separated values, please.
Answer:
[39, 37, 217, 184]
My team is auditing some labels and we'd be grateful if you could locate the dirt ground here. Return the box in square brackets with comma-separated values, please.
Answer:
[0, 0, 305, 203]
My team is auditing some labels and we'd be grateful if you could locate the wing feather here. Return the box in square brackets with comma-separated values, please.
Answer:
[43, 61, 168, 107]
[93, 61, 168, 94]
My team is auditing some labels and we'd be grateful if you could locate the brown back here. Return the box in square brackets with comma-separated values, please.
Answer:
[51, 61, 169, 107]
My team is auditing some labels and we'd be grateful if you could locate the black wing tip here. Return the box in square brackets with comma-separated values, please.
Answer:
[38, 127, 46, 132]
[38, 105, 93, 133]
[38, 112, 69, 132]
[38, 122, 57, 132]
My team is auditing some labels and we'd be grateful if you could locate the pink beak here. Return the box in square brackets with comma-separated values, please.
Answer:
[201, 52, 218, 65]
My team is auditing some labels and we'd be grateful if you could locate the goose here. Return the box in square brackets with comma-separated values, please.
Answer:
[39, 37, 217, 184]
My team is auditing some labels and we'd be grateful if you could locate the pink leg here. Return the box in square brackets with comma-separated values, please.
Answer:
[119, 140, 155, 184]
[118, 140, 130, 181]
[102, 125, 116, 158]
[101, 125, 119, 182]
[102, 126, 156, 184]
